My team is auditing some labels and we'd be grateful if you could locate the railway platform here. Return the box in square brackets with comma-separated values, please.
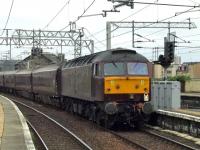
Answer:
[181, 92, 200, 97]
[181, 92, 200, 109]
[155, 109, 200, 141]
[0, 95, 35, 150]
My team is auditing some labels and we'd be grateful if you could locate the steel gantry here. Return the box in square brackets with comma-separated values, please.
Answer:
[106, 20, 197, 49]
[0, 25, 94, 59]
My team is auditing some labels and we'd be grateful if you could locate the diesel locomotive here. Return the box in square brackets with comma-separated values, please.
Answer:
[0, 48, 153, 128]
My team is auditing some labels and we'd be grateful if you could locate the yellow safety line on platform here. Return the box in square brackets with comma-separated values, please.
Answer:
[0, 102, 4, 138]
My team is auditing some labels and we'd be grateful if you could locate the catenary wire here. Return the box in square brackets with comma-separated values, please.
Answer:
[0, 0, 15, 36]
[60, 0, 96, 31]
[85, 0, 158, 49]
[87, 3, 199, 45]
[95, 6, 197, 44]
[86, 1, 156, 39]
[43, 0, 71, 30]
[84, 28, 106, 46]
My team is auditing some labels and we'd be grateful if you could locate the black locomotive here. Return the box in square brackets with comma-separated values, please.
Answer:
[0, 48, 153, 128]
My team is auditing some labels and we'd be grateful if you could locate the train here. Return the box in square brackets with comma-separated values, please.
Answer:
[0, 48, 153, 128]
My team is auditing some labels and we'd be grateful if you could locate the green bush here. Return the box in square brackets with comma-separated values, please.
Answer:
[167, 75, 191, 82]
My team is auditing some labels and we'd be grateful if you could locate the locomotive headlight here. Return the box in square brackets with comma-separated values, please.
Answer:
[130, 94, 134, 99]
[144, 93, 149, 101]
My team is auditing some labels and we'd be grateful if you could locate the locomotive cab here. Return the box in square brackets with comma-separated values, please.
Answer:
[104, 62, 150, 102]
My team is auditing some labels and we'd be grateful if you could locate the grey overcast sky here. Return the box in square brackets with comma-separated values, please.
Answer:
[0, 0, 200, 62]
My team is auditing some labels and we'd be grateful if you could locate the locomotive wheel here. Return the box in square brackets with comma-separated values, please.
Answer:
[96, 111, 114, 129]
[65, 100, 71, 112]
[134, 120, 144, 129]
[59, 98, 66, 110]
[96, 111, 104, 126]
[134, 115, 144, 129]
[104, 115, 115, 129]
[88, 106, 96, 121]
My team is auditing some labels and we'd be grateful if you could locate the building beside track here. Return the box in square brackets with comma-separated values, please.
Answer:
[0, 60, 18, 71]
[15, 47, 64, 70]
[153, 58, 200, 92]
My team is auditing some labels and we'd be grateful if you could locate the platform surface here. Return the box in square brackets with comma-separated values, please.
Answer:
[156, 108, 200, 123]
[175, 109, 200, 117]
[0, 95, 35, 150]
[181, 92, 200, 97]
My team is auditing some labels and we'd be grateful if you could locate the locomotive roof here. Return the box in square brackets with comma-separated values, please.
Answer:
[64, 48, 149, 68]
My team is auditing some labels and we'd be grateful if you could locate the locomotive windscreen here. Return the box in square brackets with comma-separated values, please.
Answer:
[103, 62, 149, 76]
[104, 62, 126, 76]
[127, 62, 148, 75]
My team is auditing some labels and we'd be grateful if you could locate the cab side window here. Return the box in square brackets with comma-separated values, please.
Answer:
[93, 63, 100, 76]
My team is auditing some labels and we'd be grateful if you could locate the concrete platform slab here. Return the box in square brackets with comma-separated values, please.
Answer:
[155, 109, 200, 137]
[0, 95, 35, 150]
[181, 93, 200, 97]
[156, 109, 200, 123]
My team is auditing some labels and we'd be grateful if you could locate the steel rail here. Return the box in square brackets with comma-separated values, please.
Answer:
[12, 99, 93, 150]
[26, 120, 49, 150]
[95, 125, 149, 150]
[108, 129, 149, 150]
[143, 128, 198, 150]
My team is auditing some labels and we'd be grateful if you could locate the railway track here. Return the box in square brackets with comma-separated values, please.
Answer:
[143, 128, 198, 150]
[13, 99, 92, 150]
[26, 120, 48, 150]
[7, 94, 200, 150]
[7, 95, 148, 150]
[112, 128, 199, 150]
[107, 129, 149, 150]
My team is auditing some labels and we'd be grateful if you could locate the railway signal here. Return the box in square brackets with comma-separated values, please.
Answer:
[165, 41, 175, 63]
[154, 35, 176, 80]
